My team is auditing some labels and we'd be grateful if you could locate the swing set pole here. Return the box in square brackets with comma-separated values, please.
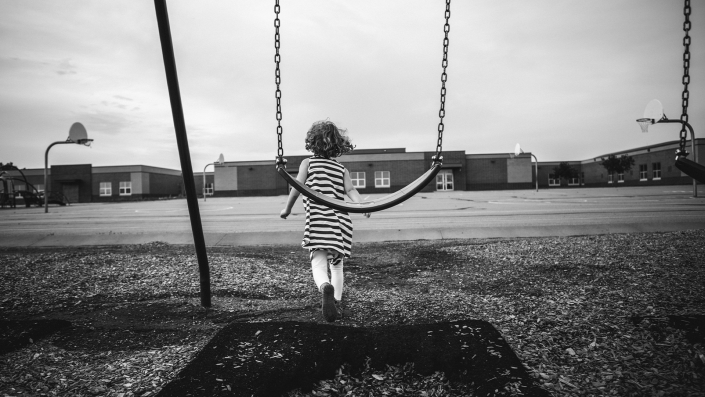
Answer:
[154, 0, 212, 307]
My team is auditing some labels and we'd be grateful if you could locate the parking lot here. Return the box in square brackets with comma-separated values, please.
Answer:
[1, 185, 704, 247]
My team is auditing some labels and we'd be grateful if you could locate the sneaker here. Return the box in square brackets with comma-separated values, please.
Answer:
[320, 283, 337, 322]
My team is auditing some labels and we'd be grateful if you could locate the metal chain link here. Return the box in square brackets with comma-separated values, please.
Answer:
[274, 0, 284, 160]
[679, 0, 691, 154]
[434, 0, 451, 162]
[275, 0, 450, 163]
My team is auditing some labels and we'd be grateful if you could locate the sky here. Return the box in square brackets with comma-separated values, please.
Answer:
[1, 0, 703, 171]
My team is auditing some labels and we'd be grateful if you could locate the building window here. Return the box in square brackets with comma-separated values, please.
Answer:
[653, 162, 661, 180]
[99, 182, 112, 196]
[617, 173, 624, 183]
[608, 174, 613, 184]
[548, 174, 560, 186]
[568, 177, 579, 186]
[639, 164, 648, 181]
[374, 171, 390, 188]
[119, 181, 132, 196]
[14, 184, 25, 192]
[350, 172, 366, 189]
[205, 183, 214, 196]
[35, 184, 44, 193]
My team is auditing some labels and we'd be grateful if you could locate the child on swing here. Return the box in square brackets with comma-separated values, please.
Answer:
[280, 120, 369, 322]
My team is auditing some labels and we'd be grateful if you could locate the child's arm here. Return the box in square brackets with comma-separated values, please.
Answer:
[280, 159, 309, 219]
[343, 169, 371, 218]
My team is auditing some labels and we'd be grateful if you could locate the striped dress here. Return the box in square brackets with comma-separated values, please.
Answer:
[301, 156, 353, 261]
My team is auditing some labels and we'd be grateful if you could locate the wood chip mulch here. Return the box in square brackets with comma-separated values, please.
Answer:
[1, 230, 704, 396]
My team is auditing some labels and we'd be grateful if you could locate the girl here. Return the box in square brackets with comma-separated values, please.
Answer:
[280, 120, 369, 322]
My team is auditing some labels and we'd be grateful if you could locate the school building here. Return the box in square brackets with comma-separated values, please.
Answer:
[2, 138, 702, 206]
[2, 165, 182, 206]
[209, 138, 702, 196]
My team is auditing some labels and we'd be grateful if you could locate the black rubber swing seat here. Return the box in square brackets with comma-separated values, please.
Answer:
[676, 157, 705, 184]
[276, 161, 443, 213]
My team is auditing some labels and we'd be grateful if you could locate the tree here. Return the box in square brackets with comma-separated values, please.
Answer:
[600, 155, 635, 185]
[552, 162, 578, 185]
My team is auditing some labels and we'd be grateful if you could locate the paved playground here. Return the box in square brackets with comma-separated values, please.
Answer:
[1, 185, 703, 247]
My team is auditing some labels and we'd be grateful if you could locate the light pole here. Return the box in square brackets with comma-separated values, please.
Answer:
[637, 99, 699, 197]
[203, 153, 224, 202]
[514, 143, 538, 192]
[44, 122, 93, 213]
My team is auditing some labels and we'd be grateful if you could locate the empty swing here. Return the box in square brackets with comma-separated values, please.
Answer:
[637, 0, 705, 185]
[672, 1, 705, 184]
[272, 0, 452, 213]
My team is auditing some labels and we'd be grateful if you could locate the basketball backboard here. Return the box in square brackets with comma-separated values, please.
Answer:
[637, 99, 665, 133]
[643, 99, 664, 123]
[514, 143, 523, 157]
[68, 122, 88, 143]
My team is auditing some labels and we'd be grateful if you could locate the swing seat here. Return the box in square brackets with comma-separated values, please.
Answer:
[276, 159, 443, 213]
[676, 156, 705, 184]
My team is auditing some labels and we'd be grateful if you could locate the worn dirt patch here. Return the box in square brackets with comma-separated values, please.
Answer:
[157, 320, 548, 397]
[0, 319, 70, 355]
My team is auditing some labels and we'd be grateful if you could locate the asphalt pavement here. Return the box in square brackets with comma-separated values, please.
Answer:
[1, 185, 704, 247]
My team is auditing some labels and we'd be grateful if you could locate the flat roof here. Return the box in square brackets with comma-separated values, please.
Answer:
[344, 148, 406, 155]
[92, 165, 182, 176]
[588, 138, 703, 161]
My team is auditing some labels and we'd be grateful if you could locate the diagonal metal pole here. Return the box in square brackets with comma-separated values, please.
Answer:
[154, 0, 211, 307]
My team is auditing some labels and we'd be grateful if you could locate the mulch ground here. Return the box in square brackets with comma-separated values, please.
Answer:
[1, 230, 704, 396]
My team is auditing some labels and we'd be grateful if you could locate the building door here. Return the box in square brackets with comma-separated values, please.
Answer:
[63, 183, 79, 203]
[436, 170, 454, 191]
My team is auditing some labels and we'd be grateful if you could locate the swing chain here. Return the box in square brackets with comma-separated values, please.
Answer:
[435, 0, 451, 162]
[678, 0, 691, 156]
[274, 0, 284, 160]
[274, 0, 450, 164]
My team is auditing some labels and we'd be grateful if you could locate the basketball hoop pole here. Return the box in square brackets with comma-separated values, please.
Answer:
[44, 140, 74, 213]
[44, 125, 93, 213]
[530, 154, 538, 192]
[655, 119, 697, 197]
[514, 144, 539, 192]
[640, 117, 698, 197]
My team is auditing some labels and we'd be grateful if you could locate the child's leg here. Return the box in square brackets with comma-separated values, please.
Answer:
[310, 250, 330, 290]
[329, 257, 344, 301]
[311, 249, 337, 322]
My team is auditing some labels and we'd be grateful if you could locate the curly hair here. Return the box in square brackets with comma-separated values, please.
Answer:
[304, 120, 354, 158]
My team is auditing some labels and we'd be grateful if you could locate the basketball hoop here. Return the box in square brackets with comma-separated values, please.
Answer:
[76, 138, 93, 147]
[636, 118, 653, 133]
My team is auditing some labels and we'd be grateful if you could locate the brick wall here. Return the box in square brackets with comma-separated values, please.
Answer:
[581, 141, 698, 187]
[51, 164, 92, 203]
[92, 170, 181, 201]
[148, 172, 182, 198]
[237, 164, 280, 195]
[92, 172, 131, 202]
[466, 158, 507, 186]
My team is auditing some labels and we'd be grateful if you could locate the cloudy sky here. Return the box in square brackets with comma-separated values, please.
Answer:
[1, 0, 703, 171]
